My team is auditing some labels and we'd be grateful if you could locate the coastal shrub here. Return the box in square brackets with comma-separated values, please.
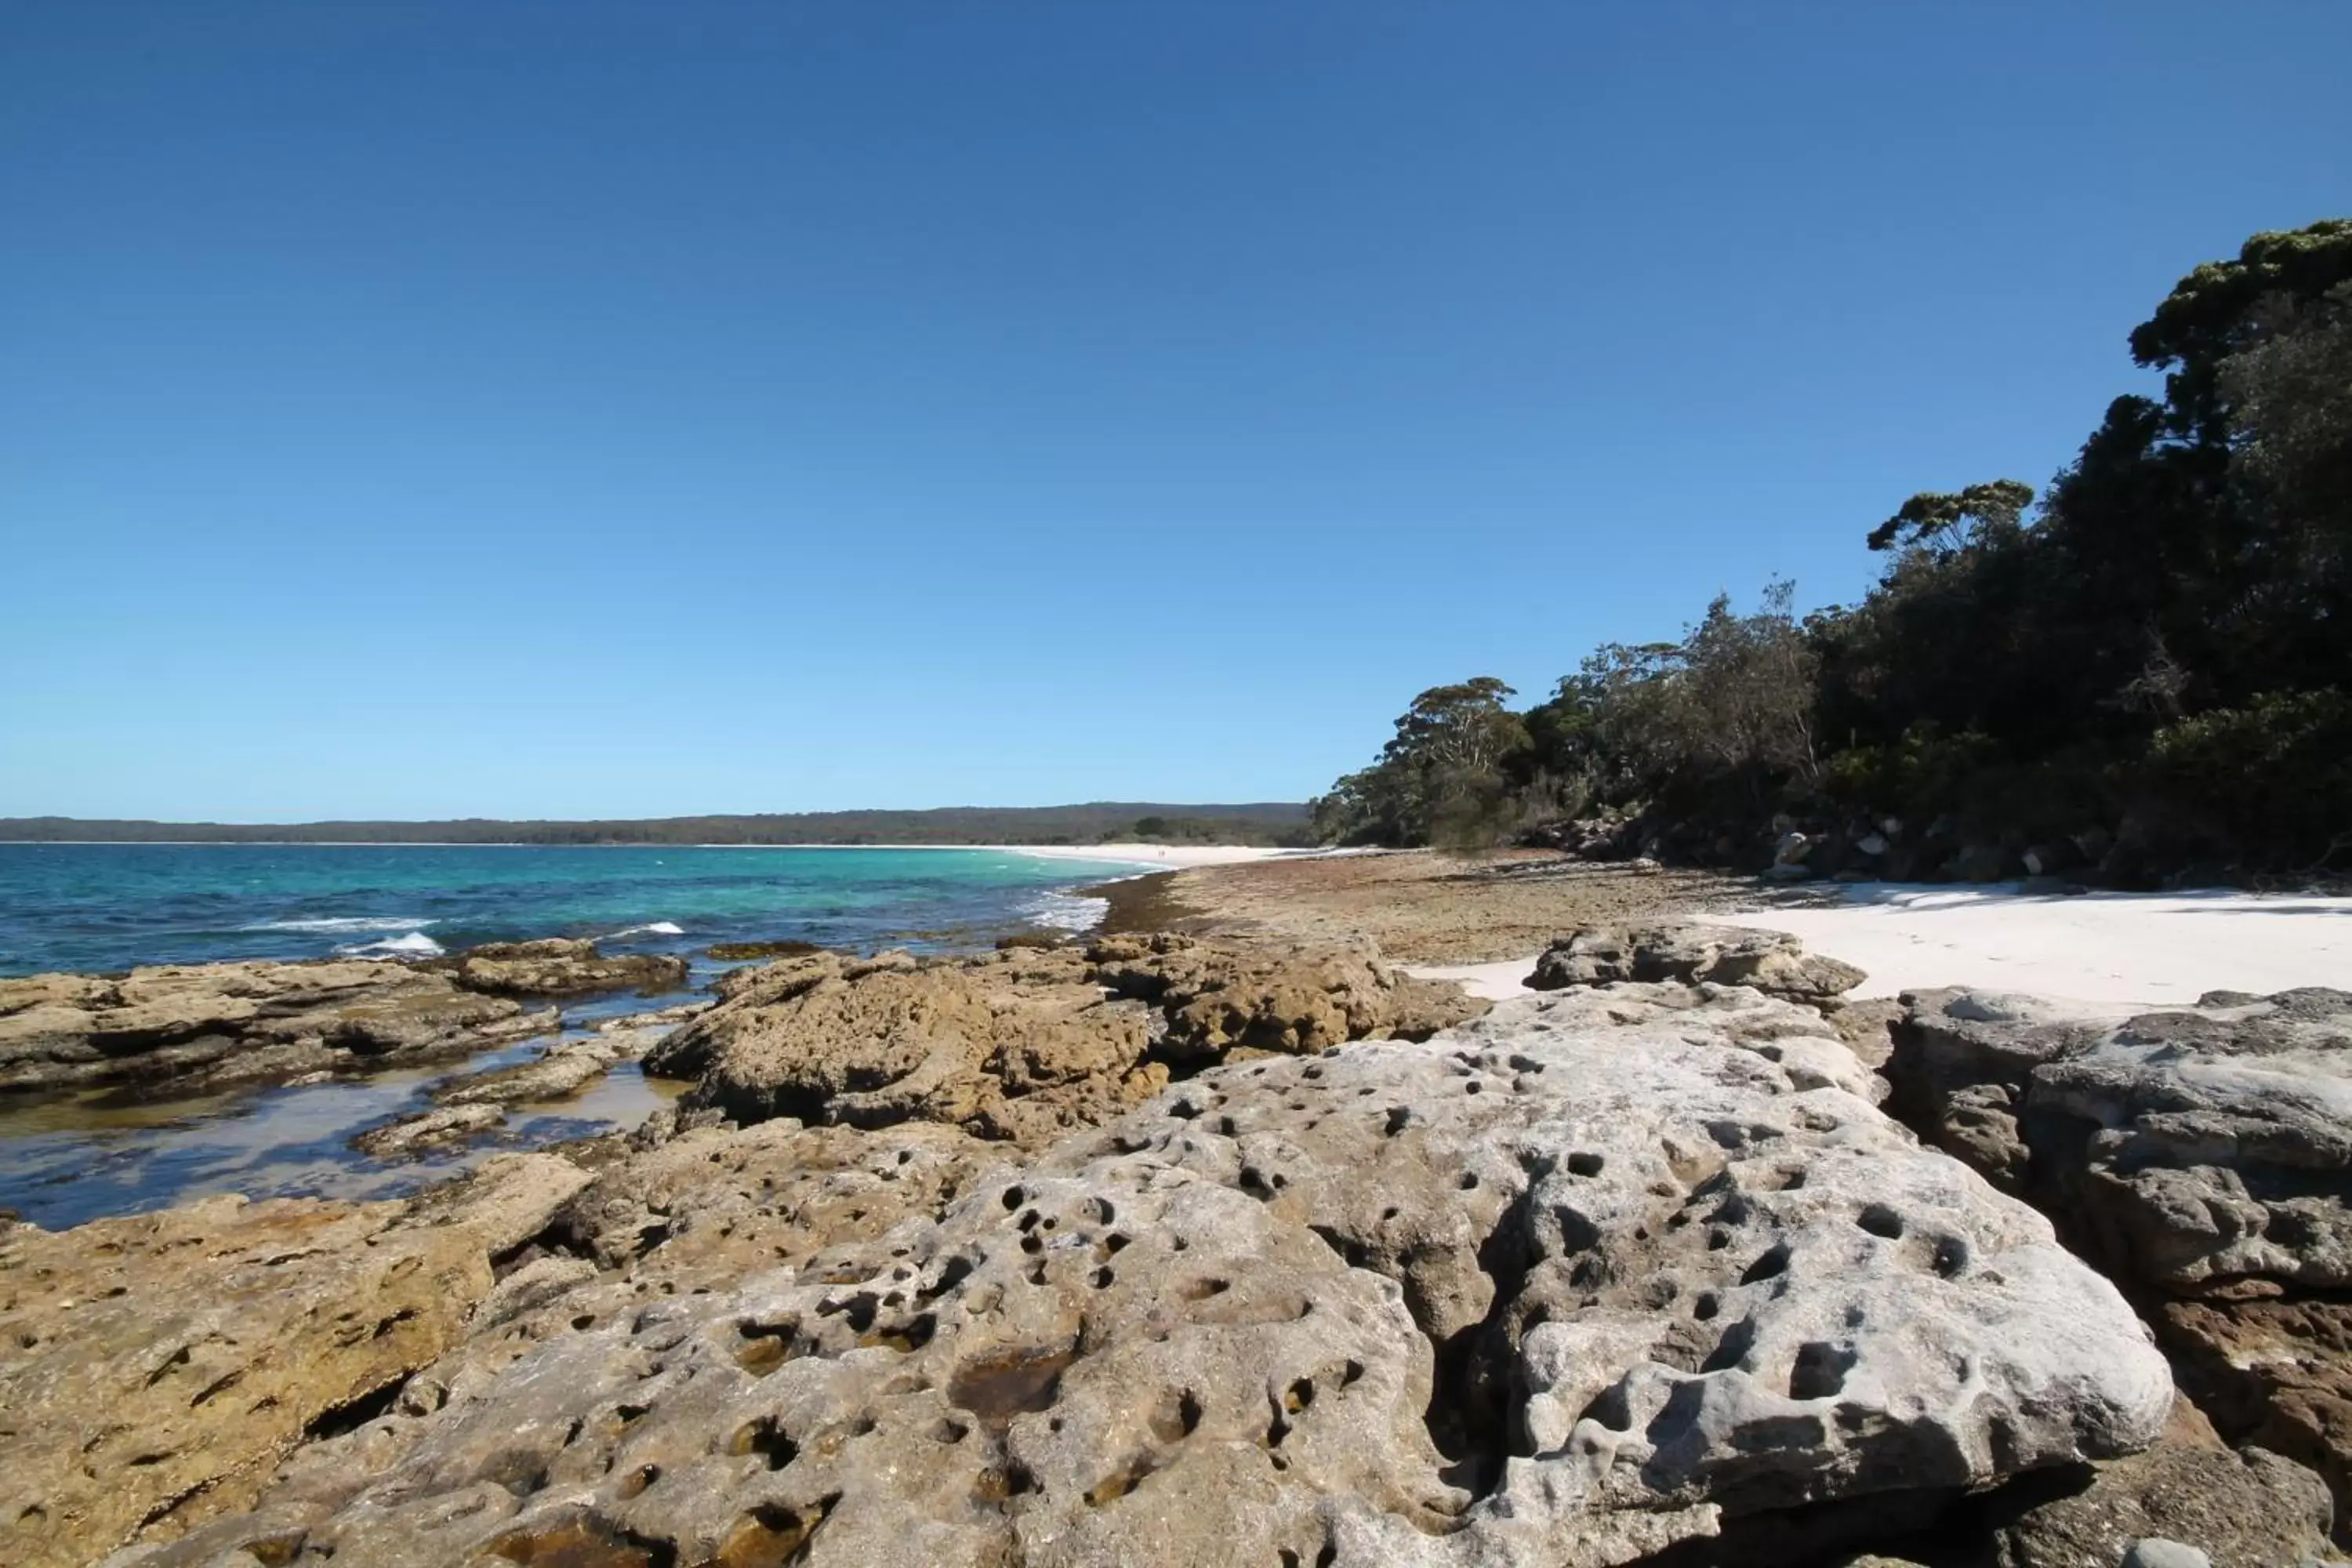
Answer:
[2143, 690, 2352, 868]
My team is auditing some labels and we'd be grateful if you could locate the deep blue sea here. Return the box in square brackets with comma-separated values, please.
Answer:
[0, 842, 1152, 978]
[0, 844, 1150, 1226]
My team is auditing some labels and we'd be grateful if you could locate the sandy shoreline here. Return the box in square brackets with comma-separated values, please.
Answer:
[1710, 883, 2352, 1005]
[1112, 850, 2352, 1008]
[996, 843, 1316, 869]
[1411, 883, 2352, 1007]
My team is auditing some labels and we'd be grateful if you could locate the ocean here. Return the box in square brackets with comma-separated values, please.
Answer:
[0, 842, 1151, 978]
[0, 843, 1152, 1226]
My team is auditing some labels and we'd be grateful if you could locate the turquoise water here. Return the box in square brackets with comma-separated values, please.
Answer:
[0, 844, 1149, 1226]
[0, 843, 1151, 977]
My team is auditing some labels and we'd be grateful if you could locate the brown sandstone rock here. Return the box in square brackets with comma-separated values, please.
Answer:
[0, 1150, 590, 1568]
[0, 942, 691, 1106]
[434, 1030, 649, 1108]
[1087, 931, 1486, 1058]
[0, 958, 543, 1098]
[535, 1118, 1012, 1288]
[669, 948, 1160, 1145]
[648, 937, 1483, 1149]
[2155, 1294, 2352, 1543]
[1936, 1397, 2337, 1568]
[351, 1101, 507, 1156]
[432, 938, 690, 998]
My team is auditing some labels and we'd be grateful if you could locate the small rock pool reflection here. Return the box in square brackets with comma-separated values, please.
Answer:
[0, 985, 691, 1230]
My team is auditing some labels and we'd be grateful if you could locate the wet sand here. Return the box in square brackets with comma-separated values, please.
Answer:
[1097, 849, 1743, 964]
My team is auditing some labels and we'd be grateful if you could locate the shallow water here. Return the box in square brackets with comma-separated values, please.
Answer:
[0, 844, 1145, 1227]
[0, 1025, 692, 1230]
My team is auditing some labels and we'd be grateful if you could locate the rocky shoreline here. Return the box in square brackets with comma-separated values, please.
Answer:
[2, 913, 2347, 1566]
[0, 938, 690, 1103]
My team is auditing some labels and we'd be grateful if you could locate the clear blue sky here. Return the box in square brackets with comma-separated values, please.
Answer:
[5, 2, 2347, 821]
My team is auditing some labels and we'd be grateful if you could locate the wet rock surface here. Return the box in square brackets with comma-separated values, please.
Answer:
[1527, 924, 1867, 1009]
[350, 1021, 683, 1161]
[350, 1101, 509, 1156]
[0, 941, 690, 1102]
[78, 986, 2174, 1568]
[649, 935, 1486, 1148]
[1886, 985, 2352, 1535]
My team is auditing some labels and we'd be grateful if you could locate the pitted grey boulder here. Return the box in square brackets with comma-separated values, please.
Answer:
[109, 986, 2170, 1568]
[1526, 922, 1867, 1008]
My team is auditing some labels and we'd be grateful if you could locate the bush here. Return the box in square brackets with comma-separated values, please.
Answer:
[2143, 690, 2352, 867]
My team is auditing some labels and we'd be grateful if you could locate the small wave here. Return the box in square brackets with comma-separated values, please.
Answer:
[335, 932, 446, 958]
[603, 921, 685, 941]
[1017, 891, 1109, 933]
[244, 916, 440, 934]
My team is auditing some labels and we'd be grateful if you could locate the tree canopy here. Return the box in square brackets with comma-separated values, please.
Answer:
[1315, 220, 2352, 877]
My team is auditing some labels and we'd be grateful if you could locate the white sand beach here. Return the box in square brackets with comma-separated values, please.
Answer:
[1411, 882, 2352, 1007]
[1002, 844, 1319, 869]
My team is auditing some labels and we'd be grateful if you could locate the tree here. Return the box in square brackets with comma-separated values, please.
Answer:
[2131, 219, 2352, 450]
[1380, 679, 1526, 779]
[1309, 679, 1530, 847]
[1865, 480, 2034, 554]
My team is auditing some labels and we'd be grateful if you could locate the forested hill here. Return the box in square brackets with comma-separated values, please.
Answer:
[0, 804, 1313, 848]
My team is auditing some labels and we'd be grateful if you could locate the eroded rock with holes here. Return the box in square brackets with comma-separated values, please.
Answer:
[126, 985, 2168, 1567]
[532, 1118, 1015, 1290]
[1525, 923, 1867, 1010]
[0, 1153, 590, 1568]
[1887, 986, 2352, 1530]
[1084, 932, 1490, 1060]
[648, 937, 1485, 1149]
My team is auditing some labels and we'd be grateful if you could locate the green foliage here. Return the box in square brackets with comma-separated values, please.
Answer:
[2132, 219, 2352, 448]
[1319, 220, 2352, 875]
[1308, 678, 1532, 848]
[1865, 480, 2034, 554]
[2143, 690, 2352, 868]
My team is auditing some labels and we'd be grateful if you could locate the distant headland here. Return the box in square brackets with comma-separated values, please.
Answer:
[0, 802, 1314, 848]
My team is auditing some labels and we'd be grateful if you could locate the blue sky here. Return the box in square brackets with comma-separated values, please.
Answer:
[5, 2, 2347, 821]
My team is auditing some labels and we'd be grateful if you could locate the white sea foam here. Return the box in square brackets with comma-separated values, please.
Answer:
[334, 932, 446, 958]
[1017, 891, 1109, 933]
[603, 921, 685, 941]
[245, 916, 440, 934]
